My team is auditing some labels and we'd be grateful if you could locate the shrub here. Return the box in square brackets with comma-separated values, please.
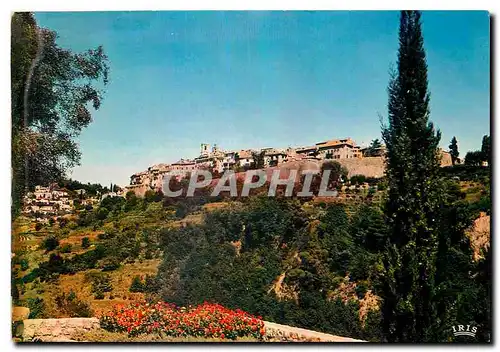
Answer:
[175, 203, 189, 219]
[81, 237, 91, 249]
[355, 282, 368, 299]
[77, 211, 94, 227]
[42, 236, 60, 252]
[60, 244, 72, 253]
[143, 275, 160, 293]
[27, 297, 47, 319]
[101, 258, 121, 272]
[368, 187, 376, 196]
[129, 275, 144, 293]
[86, 272, 113, 295]
[350, 175, 366, 185]
[98, 232, 115, 240]
[34, 223, 43, 231]
[55, 291, 93, 317]
[94, 290, 105, 300]
[20, 259, 29, 271]
[96, 207, 110, 220]
[67, 221, 78, 230]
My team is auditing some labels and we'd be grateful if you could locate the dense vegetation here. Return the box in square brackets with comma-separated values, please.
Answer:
[13, 160, 489, 342]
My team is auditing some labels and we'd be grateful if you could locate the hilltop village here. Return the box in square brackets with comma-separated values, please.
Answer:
[21, 136, 452, 218]
[21, 185, 124, 221]
[124, 137, 451, 196]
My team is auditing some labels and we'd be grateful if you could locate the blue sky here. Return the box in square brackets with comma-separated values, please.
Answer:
[34, 11, 490, 186]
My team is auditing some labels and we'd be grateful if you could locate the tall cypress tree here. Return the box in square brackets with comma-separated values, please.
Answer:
[449, 137, 459, 165]
[480, 135, 490, 164]
[381, 11, 442, 342]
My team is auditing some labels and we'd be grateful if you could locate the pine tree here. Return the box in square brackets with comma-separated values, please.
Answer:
[449, 137, 459, 165]
[481, 135, 490, 164]
[381, 11, 443, 342]
[365, 139, 383, 157]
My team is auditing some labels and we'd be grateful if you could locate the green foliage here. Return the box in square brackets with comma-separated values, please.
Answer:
[144, 190, 163, 203]
[27, 297, 47, 319]
[101, 257, 120, 271]
[380, 11, 444, 342]
[86, 272, 113, 299]
[55, 291, 93, 317]
[100, 195, 125, 213]
[96, 207, 109, 220]
[129, 275, 161, 293]
[321, 160, 348, 181]
[11, 12, 109, 215]
[350, 174, 366, 185]
[251, 151, 266, 169]
[20, 258, 30, 271]
[377, 182, 387, 191]
[81, 237, 90, 249]
[124, 191, 139, 211]
[379, 11, 491, 342]
[59, 243, 72, 253]
[440, 164, 489, 182]
[140, 275, 161, 293]
[174, 202, 189, 219]
[355, 282, 368, 300]
[24, 244, 108, 283]
[42, 235, 59, 252]
[481, 135, 490, 164]
[364, 139, 383, 157]
[76, 211, 94, 227]
[129, 275, 145, 293]
[449, 137, 459, 165]
[465, 151, 484, 166]
[154, 197, 387, 341]
[57, 179, 106, 197]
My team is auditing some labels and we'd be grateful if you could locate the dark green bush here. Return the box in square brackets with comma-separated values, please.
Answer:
[101, 257, 120, 271]
[81, 237, 91, 249]
[42, 236, 60, 252]
[129, 275, 144, 292]
[27, 297, 47, 319]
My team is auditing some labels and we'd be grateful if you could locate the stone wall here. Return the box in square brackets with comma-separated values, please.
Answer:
[14, 317, 363, 342]
[20, 318, 100, 342]
[337, 157, 385, 178]
[263, 321, 364, 342]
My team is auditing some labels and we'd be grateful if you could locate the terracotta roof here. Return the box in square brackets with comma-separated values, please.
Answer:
[316, 138, 356, 149]
[238, 150, 254, 159]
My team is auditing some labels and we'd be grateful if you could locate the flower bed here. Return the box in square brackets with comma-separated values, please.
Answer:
[99, 301, 265, 340]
